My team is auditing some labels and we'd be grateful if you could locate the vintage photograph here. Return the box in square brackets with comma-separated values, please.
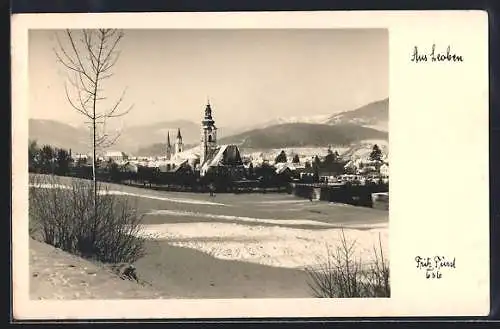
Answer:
[27, 28, 389, 300]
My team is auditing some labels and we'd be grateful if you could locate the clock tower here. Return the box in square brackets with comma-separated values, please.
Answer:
[201, 100, 217, 165]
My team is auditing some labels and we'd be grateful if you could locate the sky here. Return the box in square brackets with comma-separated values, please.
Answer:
[29, 28, 388, 129]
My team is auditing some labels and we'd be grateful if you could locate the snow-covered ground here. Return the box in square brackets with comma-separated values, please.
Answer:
[30, 180, 389, 271]
[144, 209, 387, 229]
[137, 221, 388, 270]
[28, 183, 225, 206]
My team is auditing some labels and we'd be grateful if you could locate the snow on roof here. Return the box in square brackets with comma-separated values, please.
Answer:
[71, 153, 90, 158]
[155, 158, 188, 167]
[200, 144, 243, 173]
[344, 160, 356, 168]
[201, 145, 228, 171]
[166, 147, 201, 163]
[105, 151, 127, 157]
[275, 162, 296, 174]
[157, 159, 189, 172]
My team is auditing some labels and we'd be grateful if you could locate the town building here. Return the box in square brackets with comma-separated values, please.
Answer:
[71, 153, 91, 166]
[154, 101, 250, 179]
[159, 125, 189, 172]
[200, 100, 218, 165]
[198, 101, 245, 179]
[380, 163, 389, 177]
[104, 151, 129, 163]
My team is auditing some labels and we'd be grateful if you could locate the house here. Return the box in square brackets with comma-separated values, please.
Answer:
[121, 161, 139, 173]
[274, 162, 292, 174]
[380, 163, 389, 177]
[359, 165, 378, 175]
[71, 153, 91, 166]
[157, 158, 190, 173]
[104, 151, 129, 163]
[343, 160, 357, 174]
[274, 162, 297, 176]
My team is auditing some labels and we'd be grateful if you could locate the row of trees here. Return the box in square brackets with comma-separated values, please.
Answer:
[274, 147, 342, 165]
[275, 144, 384, 166]
[29, 140, 73, 175]
[28, 140, 296, 190]
[29, 140, 386, 187]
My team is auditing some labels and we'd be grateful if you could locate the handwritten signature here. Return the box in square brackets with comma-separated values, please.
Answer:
[415, 256, 456, 279]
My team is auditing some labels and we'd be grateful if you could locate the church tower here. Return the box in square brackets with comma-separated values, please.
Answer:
[166, 131, 172, 160]
[175, 128, 183, 155]
[201, 100, 218, 165]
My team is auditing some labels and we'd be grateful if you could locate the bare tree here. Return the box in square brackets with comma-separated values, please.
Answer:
[54, 29, 133, 211]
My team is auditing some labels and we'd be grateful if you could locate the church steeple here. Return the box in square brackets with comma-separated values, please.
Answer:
[175, 128, 183, 154]
[201, 100, 217, 166]
[204, 101, 214, 124]
[166, 131, 172, 160]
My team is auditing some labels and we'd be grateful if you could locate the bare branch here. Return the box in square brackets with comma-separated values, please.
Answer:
[98, 72, 114, 81]
[95, 88, 133, 119]
[95, 117, 122, 149]
[82, 30, 99, 73]
[64, 83, 93, 119]
[97, 131, 122, 149]
[101, 50, 122, 73]
[108, 103, 134, 118]
[65, 30, 95, 83]
[54, 31, 96, 84]
[100, 32, 123, 72]
[77, 69, 96, 95]
[56, 28, 131, 163]
[54, 32, 80, 70]
[75, 84, 94, 113]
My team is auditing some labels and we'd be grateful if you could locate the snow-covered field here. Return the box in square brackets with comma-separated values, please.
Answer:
[29, 183, 224, 206]
[137, 221, 388, 269]
[30, 178, 389, 271]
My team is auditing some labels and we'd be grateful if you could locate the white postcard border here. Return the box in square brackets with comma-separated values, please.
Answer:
[12, 10, 490, 319]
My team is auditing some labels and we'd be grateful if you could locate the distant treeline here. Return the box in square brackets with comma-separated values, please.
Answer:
[28, 141, 297, 192]
[28, 141, 382, 194]
[29, 140, 73, 176]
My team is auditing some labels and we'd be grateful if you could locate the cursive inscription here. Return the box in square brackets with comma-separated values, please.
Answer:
[415, 256, 456, 279]
[411, 44, 464, 63]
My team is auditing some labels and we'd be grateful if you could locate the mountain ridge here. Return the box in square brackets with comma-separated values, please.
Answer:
[244, 98, 388, 132]
[218, 122, 387, 149]
[29, 97, 389, 155]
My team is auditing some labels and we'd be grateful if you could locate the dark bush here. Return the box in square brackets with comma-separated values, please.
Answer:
[305, 229, 390, 298]
[29, 174, 146, 264]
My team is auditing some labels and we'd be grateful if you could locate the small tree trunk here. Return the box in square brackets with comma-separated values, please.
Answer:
[93, 119, 97, 214]
[92, 93, 98, 247]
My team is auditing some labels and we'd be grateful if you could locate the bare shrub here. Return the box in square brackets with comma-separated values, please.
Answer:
[305, 229, 390, 298]
[29, 174, 145, 264]
[363, 233, 390, 297]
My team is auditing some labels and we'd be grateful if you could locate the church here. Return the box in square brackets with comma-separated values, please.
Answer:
[165, 128, 184, 161]
[198, 101, 245, 179]
[163, 101, 245, 179]
[160, 128, 194, 173]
